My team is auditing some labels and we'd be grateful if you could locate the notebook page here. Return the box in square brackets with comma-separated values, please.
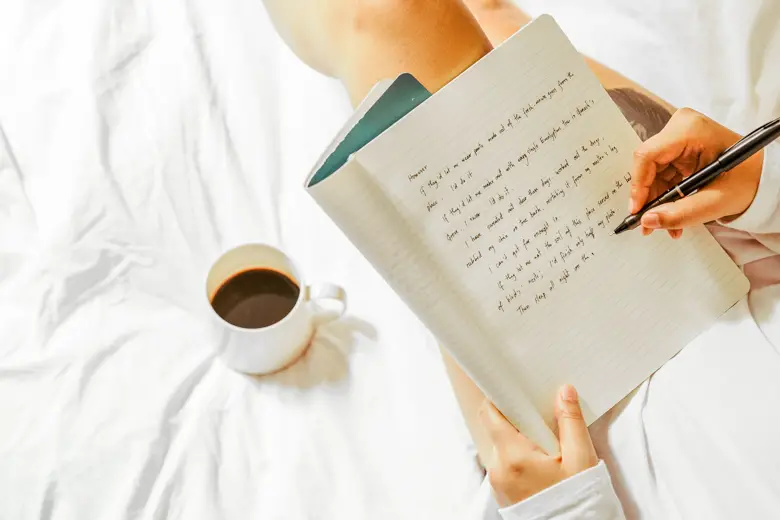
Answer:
[309, 155, 559, 450]
[353, 16, 748, 426]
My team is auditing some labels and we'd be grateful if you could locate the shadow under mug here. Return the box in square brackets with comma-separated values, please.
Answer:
[206, 243, 346, 375]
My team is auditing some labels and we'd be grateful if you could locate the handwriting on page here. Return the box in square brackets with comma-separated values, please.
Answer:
[406, 71, 632, 315]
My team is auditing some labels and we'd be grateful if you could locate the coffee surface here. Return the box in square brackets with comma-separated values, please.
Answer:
[211, 268, 300, 328]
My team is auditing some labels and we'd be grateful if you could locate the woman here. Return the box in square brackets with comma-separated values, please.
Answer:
[264, 0, 780, 517]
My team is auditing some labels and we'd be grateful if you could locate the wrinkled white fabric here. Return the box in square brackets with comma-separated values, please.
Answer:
[0, 2, 481, 519]
[0, 0, 779, 519]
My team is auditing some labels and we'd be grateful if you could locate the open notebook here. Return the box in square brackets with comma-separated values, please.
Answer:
[305, 15, 749, 453]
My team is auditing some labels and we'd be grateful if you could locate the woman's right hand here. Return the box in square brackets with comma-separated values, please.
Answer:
[629, 108, 765, 238]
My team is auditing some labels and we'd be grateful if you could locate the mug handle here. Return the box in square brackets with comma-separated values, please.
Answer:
[305, 283, 347, 322]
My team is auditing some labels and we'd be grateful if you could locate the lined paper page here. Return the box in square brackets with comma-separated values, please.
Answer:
[352, 16, 748, 428]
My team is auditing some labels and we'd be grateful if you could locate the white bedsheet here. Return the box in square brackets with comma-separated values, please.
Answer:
[0, 0, 777, 519]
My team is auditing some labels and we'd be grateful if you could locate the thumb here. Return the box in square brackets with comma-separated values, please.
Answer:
[556, 385, 597, 470]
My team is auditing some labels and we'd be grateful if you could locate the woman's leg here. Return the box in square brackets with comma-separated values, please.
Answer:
[264, 0, 493, 105]
[265, 0, 676, 466]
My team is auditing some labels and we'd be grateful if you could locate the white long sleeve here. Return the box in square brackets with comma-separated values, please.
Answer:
[721, 141, 780, 235]
[492, 462, 626, 520]
[709, 141, 780, 291]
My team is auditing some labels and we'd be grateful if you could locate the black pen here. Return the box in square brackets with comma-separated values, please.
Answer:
[613, 115, 780, 235]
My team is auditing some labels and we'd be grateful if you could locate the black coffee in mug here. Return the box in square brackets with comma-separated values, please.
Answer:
[210, 268, 300, 329]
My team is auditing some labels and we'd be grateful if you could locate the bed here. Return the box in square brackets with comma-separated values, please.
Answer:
[0, 0, 778, 518]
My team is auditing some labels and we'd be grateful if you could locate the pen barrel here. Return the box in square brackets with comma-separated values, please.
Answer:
[718, 119, 780, 172]
[678, 160, 724, 194]
[645, 184, 683, 211]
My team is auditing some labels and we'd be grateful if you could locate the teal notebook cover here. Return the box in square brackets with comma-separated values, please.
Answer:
[308, 73, 431, 186]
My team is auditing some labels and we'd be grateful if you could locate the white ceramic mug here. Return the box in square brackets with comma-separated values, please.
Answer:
[206, 243, 346, 374]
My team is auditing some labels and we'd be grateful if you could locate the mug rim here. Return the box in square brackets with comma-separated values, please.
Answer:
[205, 243, 306, 333]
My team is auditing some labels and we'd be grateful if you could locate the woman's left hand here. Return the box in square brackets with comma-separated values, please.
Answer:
[479, 385, 598, 507]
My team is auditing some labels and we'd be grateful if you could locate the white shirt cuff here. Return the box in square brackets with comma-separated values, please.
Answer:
[497, 461, 625, 520]
[720, 141, 780, 234]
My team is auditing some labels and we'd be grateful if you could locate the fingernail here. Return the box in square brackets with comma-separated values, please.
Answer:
[628, 199, 637, 214]
[642, 212, 661, 229]
[560, 384, 578, 403]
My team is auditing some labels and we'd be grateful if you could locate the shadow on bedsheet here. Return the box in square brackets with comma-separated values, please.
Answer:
[248, 316, 377, 388]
